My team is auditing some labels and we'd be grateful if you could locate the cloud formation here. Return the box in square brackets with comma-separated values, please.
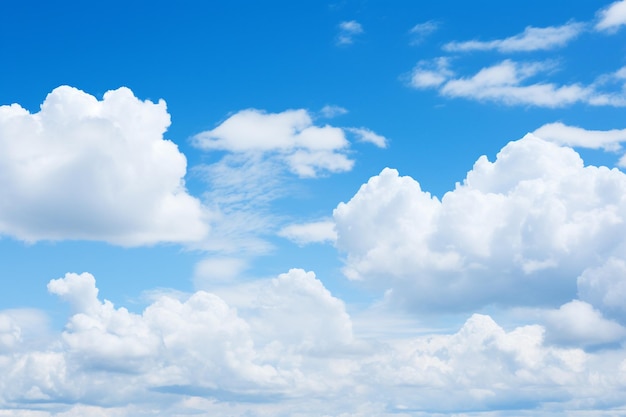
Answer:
[334, 134, 626, 313]
[409, 21, 438, 45]
[411, 59, 626, 107]
[2, 272, 626, 416]
[193, 109, 356, 178]
[0, 86, 208, 246]
[596, 0, 626, 32]
[336, 20, 364, 45]
[533, 121, 626, 162]
[444, 22, 584, 52]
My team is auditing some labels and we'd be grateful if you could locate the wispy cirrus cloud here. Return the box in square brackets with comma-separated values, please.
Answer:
[409, 20, 439, 45]
[443, 22, 585, 52]
[410, 59, 626, 107]
[191, 108, 387, 254]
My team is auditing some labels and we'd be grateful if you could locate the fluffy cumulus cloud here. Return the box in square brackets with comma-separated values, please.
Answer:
[444, 22, 584, 52]
[411, 59, 626, 107]
[596, 0, 626, 32]
[334, 134, 626, 314]
[2, 272, 626, 416]
[0, 86, 208, 246]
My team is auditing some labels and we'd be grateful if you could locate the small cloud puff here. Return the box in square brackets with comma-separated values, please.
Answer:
[409, 20, 438, 45]
[336, 20, 363, 45]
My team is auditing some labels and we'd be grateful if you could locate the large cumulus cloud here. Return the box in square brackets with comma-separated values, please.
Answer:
[334, 134, 626, 313]
[0, 86, 208, 246]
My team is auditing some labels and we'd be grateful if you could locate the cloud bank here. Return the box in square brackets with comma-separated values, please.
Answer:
[2, 271, 626, 416]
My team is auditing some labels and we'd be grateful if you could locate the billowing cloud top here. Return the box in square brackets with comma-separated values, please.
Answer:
[335, 134, 626, 312]
[0, 86, 208, 246]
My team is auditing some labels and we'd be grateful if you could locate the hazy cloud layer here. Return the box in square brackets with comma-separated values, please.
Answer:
[278, 220, 337, 245]
[0, 86, 208, 246]
[444, 22, 584, 52]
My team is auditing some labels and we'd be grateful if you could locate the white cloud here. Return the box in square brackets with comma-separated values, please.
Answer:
[319, 105, 348, 118]
[346, 127, 388, 148]
[337, 20, 364, 45]
[278, 220, 337, 245]
[578, 258, 626, 321]
[409, 20, 438, 45]
[334, 134, 626, 313]
[543, 300, 626, 347]
[411, 59, 626, 107]
[193, 109, 353, 178]
[444, 22, 584, 52]
[596, 0, 626, 32]
[0, 86, 208, 246]
[410, 57, 453, 88]
[533, 122, 626, 152]
[190, 108, 386, 254]
[4, 272, 626, 416]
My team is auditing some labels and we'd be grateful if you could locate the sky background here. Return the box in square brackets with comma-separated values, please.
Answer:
[2, 1, 626, 416]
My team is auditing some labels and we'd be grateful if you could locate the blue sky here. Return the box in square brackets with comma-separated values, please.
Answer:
[2, 1, 626, 415]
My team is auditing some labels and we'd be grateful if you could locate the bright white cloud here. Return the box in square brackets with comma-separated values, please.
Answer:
[193, 109, 353, 178]
[4, 274, 626, 416]
[444, 22, 584, 52]
[411, 59, 626, 107]
[409, 20, 438, 45]
[337, 20, 364, 45]
[334, 134, 626, 313]
[533, 122, 626, 152]
[0, 86, 208, 246]
[596, 0, 626, 32]
[278, 220, 337, 245]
